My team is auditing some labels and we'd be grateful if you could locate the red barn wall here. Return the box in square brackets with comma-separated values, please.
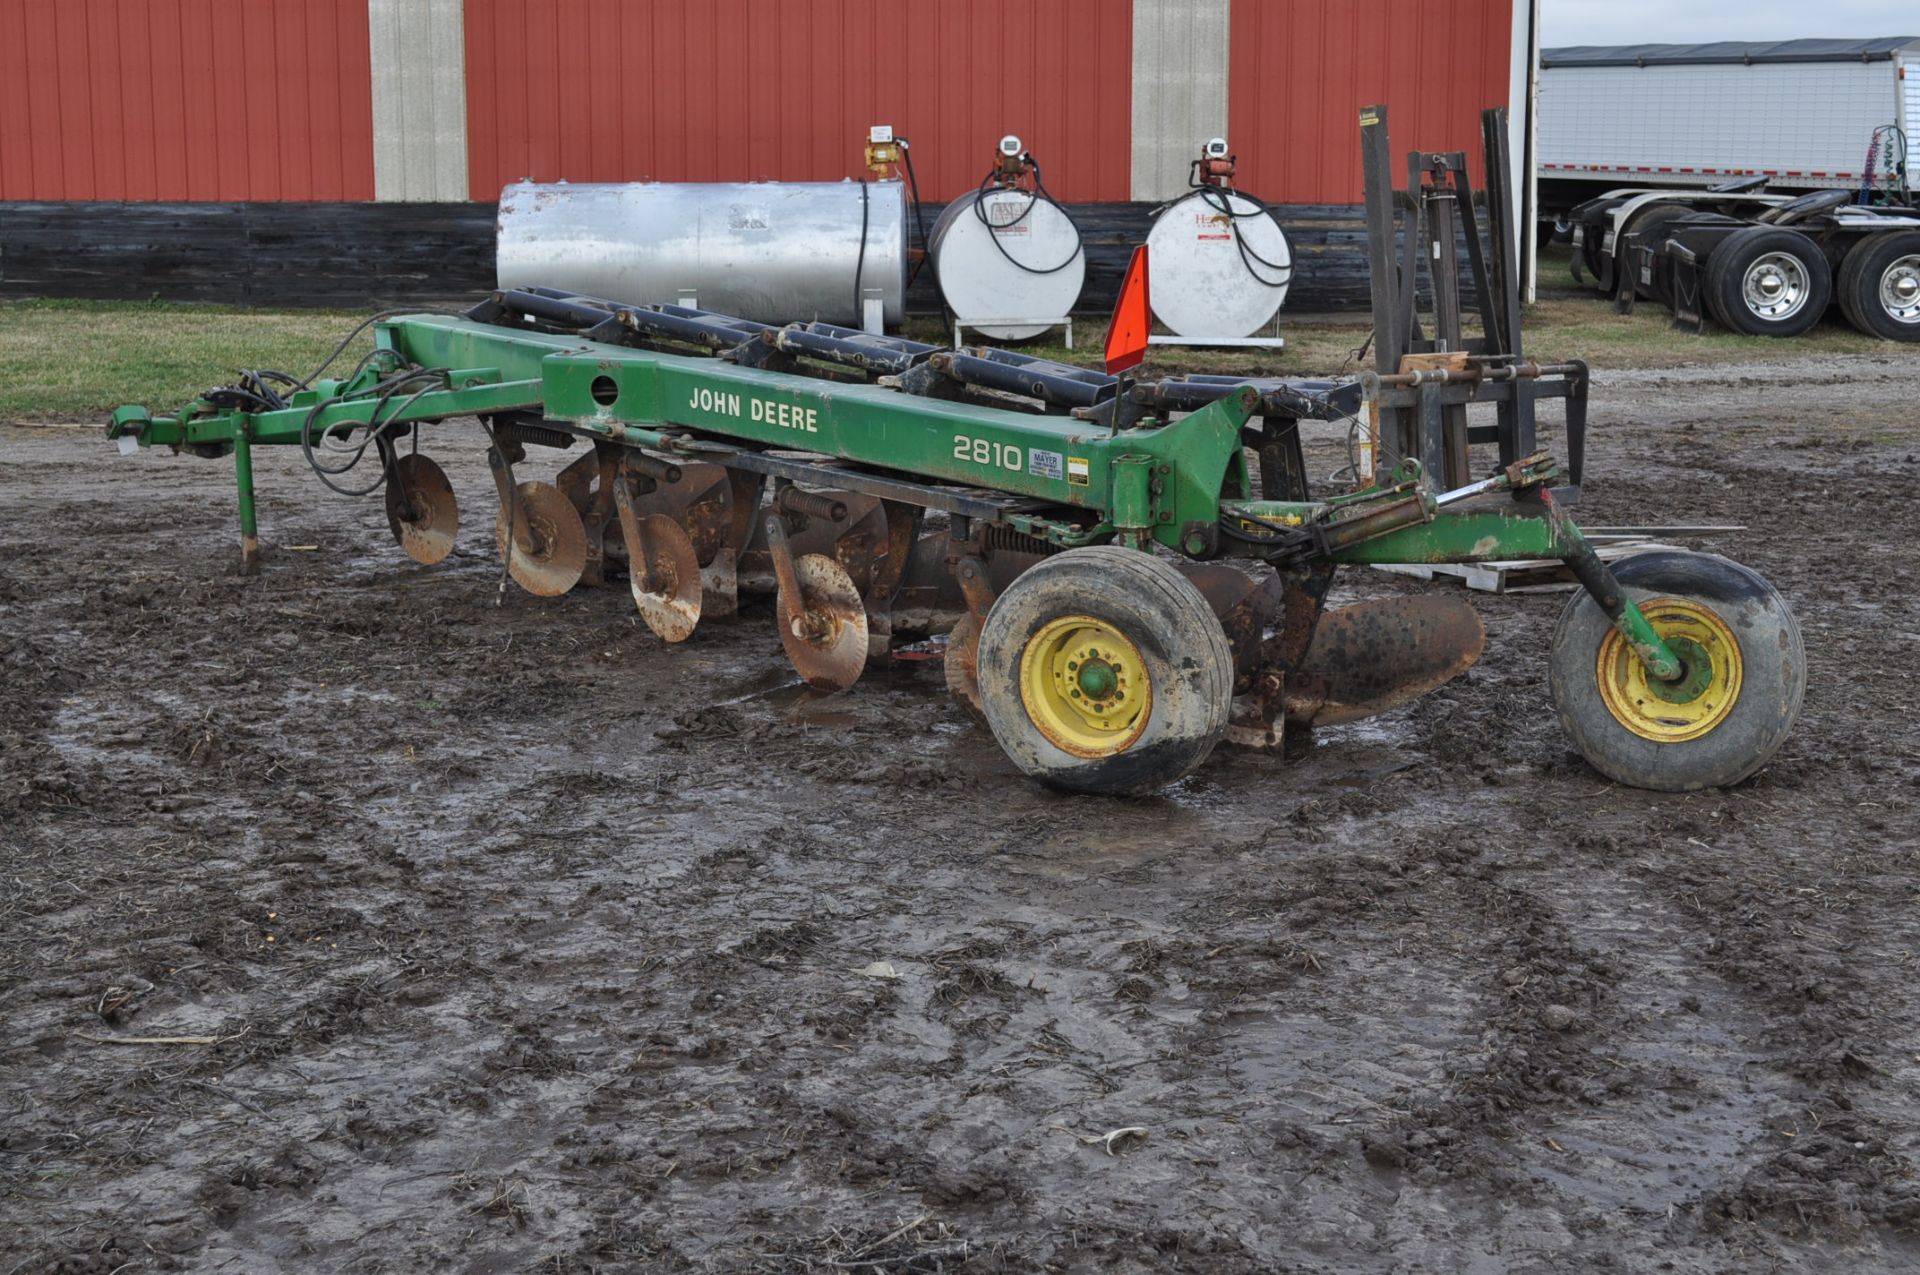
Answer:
[1227, 0, 1516, 202]
[0, 0, 375, 202]
[461, 0, 1135, 203]
[0, 0, 1517, 206]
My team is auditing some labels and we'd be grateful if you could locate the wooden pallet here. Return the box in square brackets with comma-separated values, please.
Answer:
[1374, 539, 1684, 594]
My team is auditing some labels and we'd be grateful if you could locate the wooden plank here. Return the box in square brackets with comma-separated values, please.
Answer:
[1398, 351, 1473, 374]
[1372, 541, 1679, 595]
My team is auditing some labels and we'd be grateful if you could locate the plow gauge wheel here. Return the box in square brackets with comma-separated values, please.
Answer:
[385, 453, 459, 565]
[628, 513, 702, 643]
[1549, 550, 1804, 791]
[495, 480, 589, 597]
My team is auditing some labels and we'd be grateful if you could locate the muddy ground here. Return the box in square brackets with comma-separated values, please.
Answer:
[2, 349, 1918, 1274]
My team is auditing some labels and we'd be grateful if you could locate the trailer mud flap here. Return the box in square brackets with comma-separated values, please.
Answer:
[1669, 243, 1708, 334]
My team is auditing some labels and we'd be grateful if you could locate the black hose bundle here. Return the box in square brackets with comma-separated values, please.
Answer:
[897, 136, 932, 286]
[299, 363, 450, 497]
[971, 153, 1084, 276]
[852, 177, 871, 322]
[1184, 167, 1294, 289]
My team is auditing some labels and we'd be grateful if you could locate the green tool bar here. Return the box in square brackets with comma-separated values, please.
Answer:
[115, 377, 545, 449]
[1330, 508, 1562, 564]
[375, 315, 1257, 550]
[102, 308, 1683, 685]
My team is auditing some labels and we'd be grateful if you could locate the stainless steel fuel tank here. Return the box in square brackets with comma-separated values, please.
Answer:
[496, 180, 909, 327]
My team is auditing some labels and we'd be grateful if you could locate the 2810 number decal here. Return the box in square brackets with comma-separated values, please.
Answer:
[953, 433, 1022, 472]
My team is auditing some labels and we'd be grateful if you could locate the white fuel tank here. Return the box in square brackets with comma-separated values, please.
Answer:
[1144, 190, 1294, 339]
[928, 188, 1086, 340]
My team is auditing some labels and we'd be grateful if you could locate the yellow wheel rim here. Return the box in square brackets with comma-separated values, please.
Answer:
[1596, 598, 1743, 743]
[1019, 615, 1152, 758]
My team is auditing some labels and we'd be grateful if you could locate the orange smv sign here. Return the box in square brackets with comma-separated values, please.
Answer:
[1104, 245, 1151, 375]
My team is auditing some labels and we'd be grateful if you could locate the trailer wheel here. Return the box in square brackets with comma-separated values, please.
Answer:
[1836, 231, 1920, 341]
[1549, 551, 1804, 792]
[1703, 227, 1831, 337]
[976, 546, 1232, 796]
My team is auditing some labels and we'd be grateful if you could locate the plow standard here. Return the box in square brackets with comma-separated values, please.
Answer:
[104, 108, 1805, 796]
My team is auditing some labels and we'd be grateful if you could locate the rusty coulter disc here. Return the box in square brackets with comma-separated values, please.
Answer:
[638, 461, 736, 565]
[495, 480, 588, 597]
[944, 612, 986, 722]
[777, 553, 869, 691]
[628, 513, 702, 643]
[384, 453, 459, 565]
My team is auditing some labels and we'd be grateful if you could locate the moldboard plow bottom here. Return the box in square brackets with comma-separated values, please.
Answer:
[102, 106, 1804, 797]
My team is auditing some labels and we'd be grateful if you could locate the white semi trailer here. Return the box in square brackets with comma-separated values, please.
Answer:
[1537, 37, 1918, 214]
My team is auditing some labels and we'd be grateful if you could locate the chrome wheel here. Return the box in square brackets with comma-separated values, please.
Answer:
[1741, 252, 1811, 322]
[1879, 255, 1920, 325]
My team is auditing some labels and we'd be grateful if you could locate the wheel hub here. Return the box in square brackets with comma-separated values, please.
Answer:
[1881, 255, 1920, 324]
[1596, 599, 1743, 743]
[1742, 252, 1809, 320]
[1020, 616, 1151, 757]
[1076, 659, 1119, 700]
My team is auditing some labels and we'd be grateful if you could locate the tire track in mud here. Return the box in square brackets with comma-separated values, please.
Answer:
[1608, 809, 1920, 1248]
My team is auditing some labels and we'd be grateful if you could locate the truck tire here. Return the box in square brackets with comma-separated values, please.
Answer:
[1836, 231, 1920, 342]
[976, 546, 1232, 796]
[1703, 227, 1831, 338]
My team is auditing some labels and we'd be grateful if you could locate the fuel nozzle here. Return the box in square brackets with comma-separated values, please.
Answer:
[1194, 136, 1236, 188]
[864, 124, 901, 179]
[992, 134, 1030, 185]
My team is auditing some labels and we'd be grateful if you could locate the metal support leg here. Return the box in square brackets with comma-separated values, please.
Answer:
[233, 424, 259, 575]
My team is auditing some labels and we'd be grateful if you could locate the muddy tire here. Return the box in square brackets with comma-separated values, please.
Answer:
[1549, 551, 1804, 792]
[1836, 231, 1920, 342]
[1703, 227, 1831, 337]
[976, 545, 1232, 796]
